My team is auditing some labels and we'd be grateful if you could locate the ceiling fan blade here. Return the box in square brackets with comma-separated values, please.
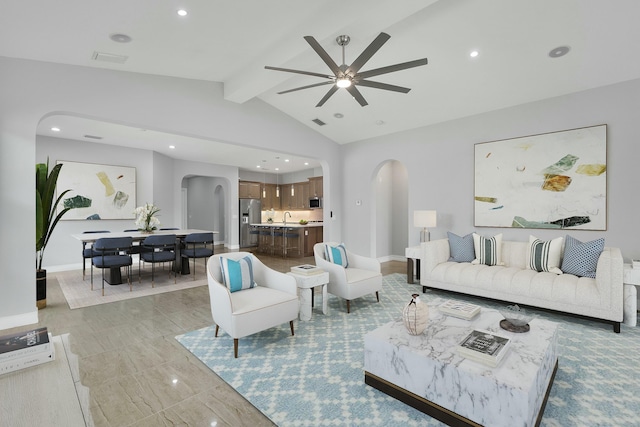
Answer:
[265, 65, 333, 79]
[347, 32, 391, 75]
[356, 80, 411, 93]
[345, 85, 368, 107]
[316, 86, 339, 107]
[303, 36, 341, 76]
[278, 81, 334, 95]
[357, 58, 428, 79]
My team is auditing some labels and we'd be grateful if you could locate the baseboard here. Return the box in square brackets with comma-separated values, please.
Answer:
[378, 255, 407, 263]
[0, 309, 38, 331]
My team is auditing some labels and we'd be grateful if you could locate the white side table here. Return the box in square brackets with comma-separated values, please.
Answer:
[287, 271, 330, 321]
[405, 245, 421, 284]
[623, 264, 640, 326]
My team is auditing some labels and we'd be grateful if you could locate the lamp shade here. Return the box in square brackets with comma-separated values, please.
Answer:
[414, 210, 437, 228]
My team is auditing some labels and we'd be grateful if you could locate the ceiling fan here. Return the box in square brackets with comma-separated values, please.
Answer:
[265, 32, 428, 107]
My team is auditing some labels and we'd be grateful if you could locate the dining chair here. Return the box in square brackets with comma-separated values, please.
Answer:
[181, 232, 215, 280]
[140, 234, 177, 286]
[82, 230, 110, 280]
[91, 237, 133, 296]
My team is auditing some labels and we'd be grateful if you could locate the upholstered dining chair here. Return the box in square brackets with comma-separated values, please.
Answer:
[314, 242, 382, 313]
[140, 234, 177, 286]
[207, 252, 299, 358]
[181, 232, 214, 280]
[91, 237, 133, 296]
[82, 230, 110, 280]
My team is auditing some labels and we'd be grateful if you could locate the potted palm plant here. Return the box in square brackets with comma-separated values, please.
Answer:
[36, 159, 72, 309]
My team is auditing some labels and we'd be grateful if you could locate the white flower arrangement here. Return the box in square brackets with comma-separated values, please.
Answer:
[134, 203, 161, 232]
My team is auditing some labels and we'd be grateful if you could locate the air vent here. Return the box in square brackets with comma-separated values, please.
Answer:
[84, 134, 103, 140]
[312, 118, 326, 126]
[92, 51, 128, 64]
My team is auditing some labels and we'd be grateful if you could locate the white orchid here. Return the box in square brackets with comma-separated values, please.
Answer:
[134, 203, 161, 232]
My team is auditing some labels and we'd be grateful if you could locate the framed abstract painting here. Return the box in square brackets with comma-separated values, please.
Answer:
[56, 160, 137, 220]
[474, 124, 607, 230]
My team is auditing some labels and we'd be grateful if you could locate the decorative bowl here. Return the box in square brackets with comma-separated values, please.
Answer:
[299, 220, 308, 224]
[499, 304, 534, 327]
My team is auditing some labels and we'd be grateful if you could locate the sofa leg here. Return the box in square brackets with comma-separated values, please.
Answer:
[290, 321, 295, 336]
[347, 300, 351, 313]
[234, 338, 239, 358]
[376, 291, 380, 302]
[613, 322, 621, 333]
[422, 286, 427, 293]
[215, 325, 219, 337]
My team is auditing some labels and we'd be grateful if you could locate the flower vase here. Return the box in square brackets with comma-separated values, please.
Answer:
[402, 293, 429, 335]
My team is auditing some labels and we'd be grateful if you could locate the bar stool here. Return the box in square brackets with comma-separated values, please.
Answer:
[272, 227, 284, 256]
[283, 227, 299, 257]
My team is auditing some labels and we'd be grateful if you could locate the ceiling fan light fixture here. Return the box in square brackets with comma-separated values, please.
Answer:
[336, 77, 352, 88]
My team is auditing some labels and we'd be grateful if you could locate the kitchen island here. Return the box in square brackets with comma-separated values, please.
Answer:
[250, 222, 323, 257]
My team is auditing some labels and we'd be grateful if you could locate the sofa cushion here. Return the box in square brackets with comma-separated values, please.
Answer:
[526, 236, 563, 275]
[220, 256, 256, 293]
[472, 233, 503, 266]
[447, 232, 475, 262]
[325, 243, 349, 267]
[561, 236, 604, 278]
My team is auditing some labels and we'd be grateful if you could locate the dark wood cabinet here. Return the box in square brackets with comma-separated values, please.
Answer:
[239, 181, 261, 199]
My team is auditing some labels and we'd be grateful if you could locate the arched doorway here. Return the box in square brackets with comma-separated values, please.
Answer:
[372, 160, 408, 260]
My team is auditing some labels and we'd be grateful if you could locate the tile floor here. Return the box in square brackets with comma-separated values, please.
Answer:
[3, 248, 406, 427]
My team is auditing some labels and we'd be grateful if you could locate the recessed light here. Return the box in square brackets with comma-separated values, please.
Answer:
[375, 120, 385, 126]
[109, 33, 132, 43]
[169, 145, 175, 149]
[256, 165, 261, 169]
[549, 46, 570, 58]
[177, 9, 188, 17]
[304, 162, 309, 166]
[285, 159, 290, 163]
[51, 127, 60, 132]
[275, 168, 280, 171]
[470, 50, 479, 58]
[334, 113, 344, 119]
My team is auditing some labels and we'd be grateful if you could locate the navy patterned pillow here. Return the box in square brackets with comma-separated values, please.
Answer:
[447, 232, 475, 262]
[561, 236, 604, 278]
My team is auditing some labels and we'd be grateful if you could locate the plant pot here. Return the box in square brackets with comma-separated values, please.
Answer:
[36, 269, 47, 309]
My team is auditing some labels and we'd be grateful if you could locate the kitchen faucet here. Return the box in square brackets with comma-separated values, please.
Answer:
[283, 211, 291, 225]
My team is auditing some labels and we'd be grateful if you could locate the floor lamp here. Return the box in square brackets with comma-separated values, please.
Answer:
[414, 210, 437, 242]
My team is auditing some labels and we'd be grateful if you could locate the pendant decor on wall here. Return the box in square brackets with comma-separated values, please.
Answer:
[474, 124, 607, 230]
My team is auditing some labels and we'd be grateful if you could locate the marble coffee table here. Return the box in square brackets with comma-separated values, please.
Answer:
[364, 299, 559, 427]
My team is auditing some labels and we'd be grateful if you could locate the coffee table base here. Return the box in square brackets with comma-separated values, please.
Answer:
[365, 361, 558, 427]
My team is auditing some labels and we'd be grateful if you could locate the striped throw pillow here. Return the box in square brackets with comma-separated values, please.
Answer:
[220, 256, 256, 293]
[471, 233, 503, 266]
[526, 236, 563, 274]
[325, 243, 349, 268]
[561, 236, 604, 278]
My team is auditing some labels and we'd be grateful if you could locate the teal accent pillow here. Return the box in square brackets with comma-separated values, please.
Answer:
[447, 232, 475, 262]
[220, 256, 256, 292]
[325, 243, 349, 267]
[561, 236, 604, 278]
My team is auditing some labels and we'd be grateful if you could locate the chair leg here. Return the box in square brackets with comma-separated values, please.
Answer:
[128, 265, 132, 292]
[376, 291, 380, 302]
[290, 320, 295, 336]
[90, 264, 94, 290]
[234, 338, 239, 358]
[151, 262, 155, 288]
[215, 325, 219, 337]
[101, 268, 105, 297]
[346, 300, 351, 313]
[193, 257, 196, 281]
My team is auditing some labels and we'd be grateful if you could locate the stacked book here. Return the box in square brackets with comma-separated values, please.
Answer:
[0, 327, 55, 375]
[457, 329, 511, 367]
[439, 299, 481, 320]
[290, 264, 323, 275]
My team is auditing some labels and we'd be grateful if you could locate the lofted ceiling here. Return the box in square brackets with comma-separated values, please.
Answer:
[3, 0, 640, 172]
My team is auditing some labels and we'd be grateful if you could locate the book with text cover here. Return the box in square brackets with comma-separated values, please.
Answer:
[0, 327, 50, 362]
[0, 333, 55, 375]
[290, 264, 323, 275]
[439, 300, 481, 320]
[457, 330, 511, 367]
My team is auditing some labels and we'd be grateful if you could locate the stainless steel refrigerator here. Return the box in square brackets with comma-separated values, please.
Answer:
[239, 198, 261, 248]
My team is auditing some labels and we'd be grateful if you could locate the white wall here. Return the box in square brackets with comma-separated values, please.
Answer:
[342, 78, 640, 261]
[0, 56, 342, 330]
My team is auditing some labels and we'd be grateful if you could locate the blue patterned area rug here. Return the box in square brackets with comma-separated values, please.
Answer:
[175, 273, 640, 427]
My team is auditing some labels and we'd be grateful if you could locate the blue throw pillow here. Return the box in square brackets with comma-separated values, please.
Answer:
[447, 232, 475, 262]
[325, 243, 349, 267]
[220, 256, 256, 292]
[561, 236, 604, 278]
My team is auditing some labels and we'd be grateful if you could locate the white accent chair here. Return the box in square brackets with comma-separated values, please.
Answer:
[207, 252, 299, 358]
[314, 242, 382, 313]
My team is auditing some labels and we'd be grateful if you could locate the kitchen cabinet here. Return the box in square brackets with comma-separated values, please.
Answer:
[261, 183, 280, 210]
[239, 181, 261, 199]
[280, 184, 292, 210]
[303, 226, 323, 256]
[294, 182, 309, 209]
[308, 176, 323, 198]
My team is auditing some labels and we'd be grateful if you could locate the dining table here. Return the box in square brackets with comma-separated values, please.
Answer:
[72, 229, 218, 284]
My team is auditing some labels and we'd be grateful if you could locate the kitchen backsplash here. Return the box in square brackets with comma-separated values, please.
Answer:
[261, 209, 323, 223]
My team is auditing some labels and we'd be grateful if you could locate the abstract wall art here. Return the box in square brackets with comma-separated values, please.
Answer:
[56, 160, 137, 220]
[474, 124, 607, 230]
